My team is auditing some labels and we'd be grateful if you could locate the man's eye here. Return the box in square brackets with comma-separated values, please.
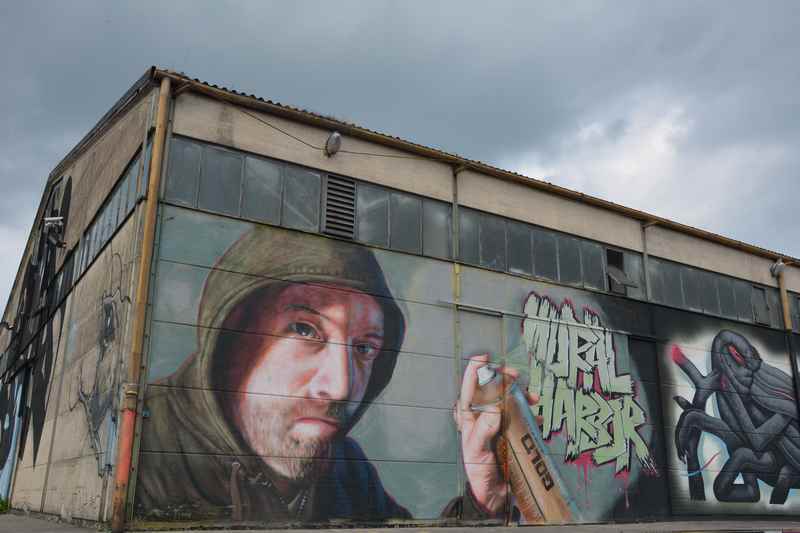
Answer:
[353, 342, 380, 360]
[289, 322, 319, 339]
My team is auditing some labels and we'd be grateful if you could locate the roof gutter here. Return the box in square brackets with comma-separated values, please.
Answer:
[152, 68, 798, 268]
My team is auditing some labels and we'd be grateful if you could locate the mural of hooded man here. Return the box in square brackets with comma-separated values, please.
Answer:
[135, 226, 410, 523]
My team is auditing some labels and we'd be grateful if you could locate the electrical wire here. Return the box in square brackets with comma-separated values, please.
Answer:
[235, 106, 443, 162]
[237, 108, 324, 151]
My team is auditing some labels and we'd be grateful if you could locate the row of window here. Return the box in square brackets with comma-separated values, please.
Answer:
[457, 207, 645, 298]
[161, 135, 795, 332]
[165, 136, 321, 231]
[73, 144, 149, 282]
[648, 257, 783, 328]
[164, 136, 454, 259]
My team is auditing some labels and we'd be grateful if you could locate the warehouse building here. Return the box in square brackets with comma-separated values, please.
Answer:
[1, 67, 800, 530]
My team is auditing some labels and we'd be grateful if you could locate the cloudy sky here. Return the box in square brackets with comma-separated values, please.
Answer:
[1, 1, 798, 308]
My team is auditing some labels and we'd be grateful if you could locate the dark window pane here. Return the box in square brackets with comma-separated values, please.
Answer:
[119, 169, 130, 220]
[142, 139, 153, 199]
[127, 157, 140, 213]
[717, 276, 737, 318]
[699, 271, 720, 315]
[89, 222, 98, 262]
[734, 280, 753, 322]
[681, 267, 703, 311]
[766, 288, 782, 328]
[792, 296, 800, 332]
[650, 258, 683, 308]
[103, 205, 111, 245]
[282, 165, 321, 231]
[422, 199, 451, 258]
[662, 261, 684, 308]
[752, 287, 769, 325]
[532, 228, 557, 280]
[507, 221, 532, 275]
[478, 214, 506, 270]
[198, 146, 243, 216]
[581, 240, 605, 290]
[74, 241, 83, 280]
[647, 257, 664, 303]
[164, 137, 201, 206]
[96, 207, 106, 249]
[557, 235, 581, 285]
[624, 252, 645, 300]
[389, 192, 421, 253]
[357, 184, 389, 247]
[458, 208, 479, 264]
[242, 157, 282, 224]
[110, 185, 122, 232]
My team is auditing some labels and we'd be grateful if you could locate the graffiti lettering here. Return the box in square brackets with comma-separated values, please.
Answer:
[521, 433, 554, 490]
[522, 293, 654, 473]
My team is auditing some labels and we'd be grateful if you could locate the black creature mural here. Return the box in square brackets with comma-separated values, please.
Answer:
[671, 329, 800, 508]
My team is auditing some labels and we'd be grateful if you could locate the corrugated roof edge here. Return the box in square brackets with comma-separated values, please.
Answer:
[48, 67, 156, 182]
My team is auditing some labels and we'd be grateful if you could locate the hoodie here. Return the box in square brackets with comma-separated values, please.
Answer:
[134, 225, 410, 524]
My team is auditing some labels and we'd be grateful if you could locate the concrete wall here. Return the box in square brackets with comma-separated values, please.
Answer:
[1, 86, 153, 521]
[171, 92, 453, 202]
[60, 89, 154, 257]
[10, 213, 139, 521]
[131, 203, 800, 527]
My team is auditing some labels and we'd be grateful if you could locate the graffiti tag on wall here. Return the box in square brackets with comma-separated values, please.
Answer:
[522, 293, 655, 473]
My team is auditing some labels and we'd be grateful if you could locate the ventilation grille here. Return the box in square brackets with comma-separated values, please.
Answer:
[323, 176, 356, 239]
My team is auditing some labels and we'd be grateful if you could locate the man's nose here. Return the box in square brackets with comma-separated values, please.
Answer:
[309, 339, 351, 401]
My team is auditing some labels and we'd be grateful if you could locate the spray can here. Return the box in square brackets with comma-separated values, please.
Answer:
[471, 364, 573, 524]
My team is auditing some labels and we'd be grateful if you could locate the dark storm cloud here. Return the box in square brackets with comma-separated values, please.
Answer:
[2, 1, 799, 307]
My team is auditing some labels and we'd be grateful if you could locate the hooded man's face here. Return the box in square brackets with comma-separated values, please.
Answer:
[219, 282, 385, 484]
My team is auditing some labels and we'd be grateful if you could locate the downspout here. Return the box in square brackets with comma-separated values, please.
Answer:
[772, 259, 800, 430]
[641, 221, 657, 300]
[774, 259, 794, 331]
[450, 164, 466, 516]
[110, 75, 171, 533]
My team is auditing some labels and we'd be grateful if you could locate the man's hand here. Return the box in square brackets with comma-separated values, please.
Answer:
[454, 354, 539, 516]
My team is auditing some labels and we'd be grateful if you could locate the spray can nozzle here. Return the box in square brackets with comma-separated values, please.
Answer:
[477, 364, 498, 386]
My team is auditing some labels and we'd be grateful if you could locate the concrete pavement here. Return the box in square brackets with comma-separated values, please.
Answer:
[0, 513, 93, 532]
[3, 513, 800, 533]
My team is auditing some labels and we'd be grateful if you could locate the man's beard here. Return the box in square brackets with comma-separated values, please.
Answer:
[237, 397, 349, 485]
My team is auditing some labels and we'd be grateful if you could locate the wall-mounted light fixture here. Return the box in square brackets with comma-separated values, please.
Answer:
[325, 131, 342, 157]
[770, 258, 786, 278]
